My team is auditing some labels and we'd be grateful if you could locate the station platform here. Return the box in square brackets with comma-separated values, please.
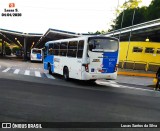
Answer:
[118, 68, 156, 78]
[117, 69, 156, 88]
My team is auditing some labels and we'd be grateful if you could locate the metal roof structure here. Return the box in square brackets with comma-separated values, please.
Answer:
[0, 28, 42, 49]
[105, 18, 160, 42]
[35, 28, 81, 48]
[0, 28, 82, 59]
[0, 18, 160, 54]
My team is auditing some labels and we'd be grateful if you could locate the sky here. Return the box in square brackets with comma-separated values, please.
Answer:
[0, 0, 152, 34]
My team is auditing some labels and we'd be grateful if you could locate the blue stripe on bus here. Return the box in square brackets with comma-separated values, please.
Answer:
[43, 55, 54, 72]
[102, 51, 118, 73]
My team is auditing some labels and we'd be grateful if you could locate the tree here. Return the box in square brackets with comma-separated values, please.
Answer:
[12, 46, 21, 54]
[95, 31, 101, 35]
[112, 0, 147, 30]
[122, 0, 142, 9]
[5, 46, 11, 55]
[88, 30, 107, 35]
[146, 0, 160, 21]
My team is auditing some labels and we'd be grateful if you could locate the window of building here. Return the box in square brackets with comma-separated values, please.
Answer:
[145, 47, 154, 53]
[132, 47, 143, 53]
[157, 48, 160, 54]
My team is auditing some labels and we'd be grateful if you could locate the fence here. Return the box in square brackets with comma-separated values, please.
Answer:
[118, 60, 160, 72]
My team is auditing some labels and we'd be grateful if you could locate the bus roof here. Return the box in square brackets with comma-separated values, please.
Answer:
[45, 35, 119, 46]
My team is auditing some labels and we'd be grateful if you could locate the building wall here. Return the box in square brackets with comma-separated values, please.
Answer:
[119, 41, 160, 63]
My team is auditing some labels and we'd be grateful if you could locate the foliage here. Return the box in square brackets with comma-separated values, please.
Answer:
[122, 0, 142, 9]
[5, 46, 11, 55]
[111, 0, 160, 30]
[114, 7, 147, 29]
[89, 30, 108, 35]
[146, 0, 160, 21]
[0, 43, 12, 55]
[12, 46, 21, 54]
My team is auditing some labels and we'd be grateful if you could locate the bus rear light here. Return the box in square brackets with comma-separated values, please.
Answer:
[82, 64, 89, 72]
[114, 64, 118, 72]
[85, 64, 89, 72]
[99, 70, 104, 73]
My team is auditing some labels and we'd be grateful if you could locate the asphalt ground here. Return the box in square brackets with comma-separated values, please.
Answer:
[0, 75, 160, 131]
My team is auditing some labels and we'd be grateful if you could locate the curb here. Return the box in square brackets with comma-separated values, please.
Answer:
[118, 72, 156, 78]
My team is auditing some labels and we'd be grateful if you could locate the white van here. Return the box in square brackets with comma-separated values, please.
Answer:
[30, 48, 43, 62]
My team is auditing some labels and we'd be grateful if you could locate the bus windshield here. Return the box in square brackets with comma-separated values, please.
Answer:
[88, 37, 118, 52]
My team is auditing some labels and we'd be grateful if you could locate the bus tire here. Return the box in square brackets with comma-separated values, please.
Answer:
[89, 79, 96, 83]
[88, 79, 96, 84]
[48, 64, 52, 75]
[63, 67, 69, 81]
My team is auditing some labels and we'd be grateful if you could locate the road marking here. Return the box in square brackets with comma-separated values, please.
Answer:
[24, 70, 30, 75]
[96, 81, 154, 92]
[13, 69, 20, 74]
[1, 67, 55, 79]
[118, 85, 154, 92]
[109, 83, 121, 87]
[35, 71, 41, 77]
[96, 81, 121, 87]
[44, 73, 55, 79]
[106, 80, 117, 84]
[2, 68, 11, 72]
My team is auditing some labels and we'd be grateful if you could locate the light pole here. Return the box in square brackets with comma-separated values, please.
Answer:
[113, 0, 119, 37]
[118, 0, 127, 41]
[126, 8, 136, 61]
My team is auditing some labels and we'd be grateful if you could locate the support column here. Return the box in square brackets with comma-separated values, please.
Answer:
[23, 37, 27, 61]
[1, 39, 4, 56]
[3, 41, 6, 56]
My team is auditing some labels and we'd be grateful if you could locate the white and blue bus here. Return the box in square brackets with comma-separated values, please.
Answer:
[30, 48, 43, 62]
[43, 36, 119, 81]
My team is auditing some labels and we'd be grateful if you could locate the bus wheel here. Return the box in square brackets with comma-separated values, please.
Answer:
[48, 65, 52, 74]
[88, 79, 96, 84]
[63, 67, 69, 81]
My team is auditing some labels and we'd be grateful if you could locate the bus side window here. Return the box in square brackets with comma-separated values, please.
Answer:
[53, 43, 60, 55]
[48, 43, 54, 55]
[60, 42, 68, 56]
[44, 46, 48, 57]
[77, 40, 84, 58]
[88, 39, 95, 51]
[67, 41, 78, 57]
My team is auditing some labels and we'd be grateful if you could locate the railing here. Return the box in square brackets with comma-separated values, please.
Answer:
[118, 60, 160, 72]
